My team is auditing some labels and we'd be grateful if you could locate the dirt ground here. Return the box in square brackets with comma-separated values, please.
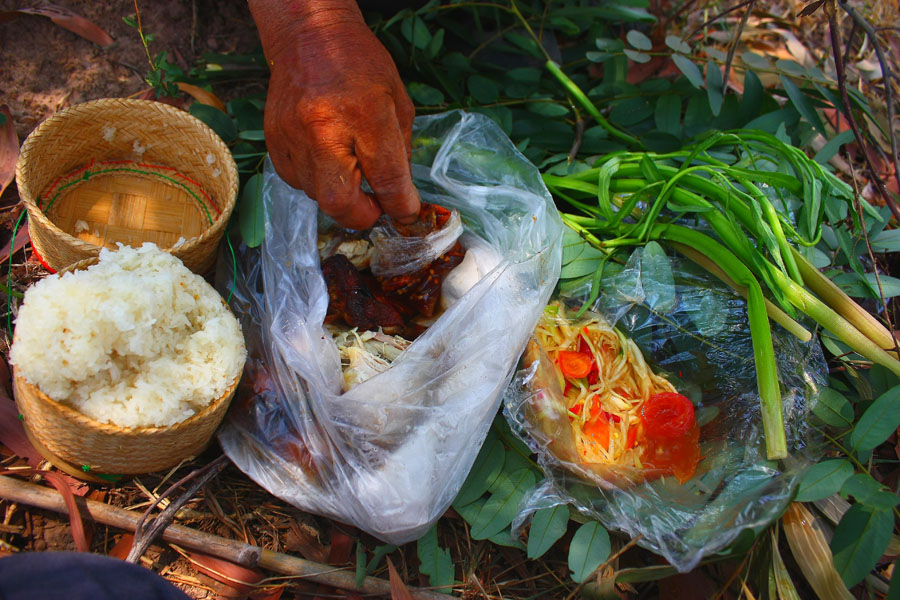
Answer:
[1, 0, 260, 141]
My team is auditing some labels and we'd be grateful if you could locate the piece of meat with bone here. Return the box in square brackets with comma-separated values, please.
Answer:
[322, 254, 404, 332]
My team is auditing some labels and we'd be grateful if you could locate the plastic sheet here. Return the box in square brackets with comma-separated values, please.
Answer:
[217, 111, 563, 544]
[504, 245, 827, 571]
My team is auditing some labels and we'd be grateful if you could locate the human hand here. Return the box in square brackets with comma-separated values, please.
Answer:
[250, 0, 420, 230]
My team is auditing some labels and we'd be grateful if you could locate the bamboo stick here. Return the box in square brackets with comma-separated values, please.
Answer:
[0, 475, 449, 600]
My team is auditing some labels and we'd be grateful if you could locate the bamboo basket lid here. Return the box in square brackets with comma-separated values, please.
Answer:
[15, 98, 238, 274]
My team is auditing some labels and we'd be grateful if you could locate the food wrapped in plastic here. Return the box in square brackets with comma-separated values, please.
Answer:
[504, 245, 826, 571]
[217, 111, 563, 544]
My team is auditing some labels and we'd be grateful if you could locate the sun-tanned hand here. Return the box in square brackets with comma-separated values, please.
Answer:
[249, 0, 420, 230]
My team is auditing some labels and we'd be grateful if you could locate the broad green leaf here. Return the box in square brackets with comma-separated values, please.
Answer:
[547, 16, 580, 36]
[453, 437, 504, 507]
[641, 130, 681, 153]
[562, 227, 588, 264]
[508, 67, 542, 84]
[417, 525, 454, 594]
[665, 35, 691, 53]
[426, 28, 445, 60]
[586, 51, 618, 63]
[487, 527, 526, 550]
[776, 58, 808, 77]
[469, 468, 536, 539]
[740, 69, 764, 123]
[888, 558, 900, 600]
[610, 97, 653, 126]
[795, 459, 854, 502]
[626, 29, 652, 50]
[239, 173, 265, 248]
[812, 388, 854, 428]
[780, 75, 828, 137]
[741, 51, 770, 70]
[640, 242, 675, 313]
[504, 31, 543, 58]
[831, 504, 893, 587]
[366, 543, 397, 574]
[673, 54, 703, 89]
[407, 82, 444, 106]
[623, 49, 650, 63]
[527, 102, 569, 117]
[814, 130, 855, 165]
[568, 521, 610, 583]
[355, 541, 366, 588]
[833, 272, 900, 299]
[467, 75, 499, 104]
[841, 473, 900, 510]
[745, 107, 800, 133]
[706, 60, 723, 117]
[527, 505, 569, 559]
[691, 292, 727, 337]
[561, 247, 603, 280]
[654, 94, 682, 136]
[190, 103, 237, 142]
[401, 16, 431, 50]
[595, 4, 655, 22]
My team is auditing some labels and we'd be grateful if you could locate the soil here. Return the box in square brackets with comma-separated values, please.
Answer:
[0, 0, 260, 141]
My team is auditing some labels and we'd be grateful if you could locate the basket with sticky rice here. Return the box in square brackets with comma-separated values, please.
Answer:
[523, 301, 702, 486]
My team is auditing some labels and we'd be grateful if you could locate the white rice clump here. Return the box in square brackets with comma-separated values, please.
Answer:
[9, 243, 246, 428]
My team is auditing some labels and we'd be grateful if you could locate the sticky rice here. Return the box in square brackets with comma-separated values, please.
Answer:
[10, 243, 246, 428]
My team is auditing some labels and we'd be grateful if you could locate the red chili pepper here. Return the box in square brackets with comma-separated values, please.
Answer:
[570, 403, 583, 416]
[625, 426, 638, 450]
[558, 350, 592, 379]
[641, 392, 695, 440]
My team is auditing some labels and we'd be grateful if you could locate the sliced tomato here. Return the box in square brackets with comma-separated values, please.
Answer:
[570, 403, 583, 416]
[583, 414, 610, 450]
[578, 336, 601, 384]
[641, 392, 695, 441]
[640, 421, 701, 483]
[558, 350, 592, 379]
[625, 426, 638, 450]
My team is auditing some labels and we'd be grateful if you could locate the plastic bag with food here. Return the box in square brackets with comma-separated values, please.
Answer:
[504, 244, 826, 571]
[217, 111, 563, 544]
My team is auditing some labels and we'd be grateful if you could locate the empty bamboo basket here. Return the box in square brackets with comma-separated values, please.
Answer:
[15, 98, 238, 274]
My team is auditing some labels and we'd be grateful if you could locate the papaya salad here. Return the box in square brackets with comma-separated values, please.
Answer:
[528, 301, 701, 484]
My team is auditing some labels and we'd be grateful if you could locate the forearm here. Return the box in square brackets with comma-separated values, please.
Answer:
[248, 0, 365, 59]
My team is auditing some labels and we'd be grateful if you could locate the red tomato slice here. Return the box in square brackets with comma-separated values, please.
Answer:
[558, 350, 592, 379]
[583, 415, 610, 450]
[641, 392, 695, 440]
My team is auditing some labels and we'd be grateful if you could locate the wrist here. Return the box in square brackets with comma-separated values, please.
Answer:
[249, 0, 366, 61]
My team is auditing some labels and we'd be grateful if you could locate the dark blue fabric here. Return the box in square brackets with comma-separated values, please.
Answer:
[0, 552, 190, 600]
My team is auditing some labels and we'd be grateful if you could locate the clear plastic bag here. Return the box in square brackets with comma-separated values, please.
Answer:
[217, 111, 563, 544]
[504, 245, 827, 571]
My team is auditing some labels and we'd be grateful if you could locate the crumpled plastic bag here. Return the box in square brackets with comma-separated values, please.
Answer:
[504, 245, 827, 571]
[369, 206, 464, 277]
[217, 111, 563, 544]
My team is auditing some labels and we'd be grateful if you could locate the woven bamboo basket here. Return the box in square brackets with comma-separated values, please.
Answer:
[15, 98, 238, 274]
[10, 257, 243, 476]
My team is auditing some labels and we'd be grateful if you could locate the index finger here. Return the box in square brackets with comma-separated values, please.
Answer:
[354, 109, 420, 224]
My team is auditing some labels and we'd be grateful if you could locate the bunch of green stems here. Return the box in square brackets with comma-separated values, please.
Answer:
[543, 133, 900, 460]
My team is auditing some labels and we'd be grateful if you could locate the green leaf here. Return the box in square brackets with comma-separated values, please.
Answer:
[776, 59, 808, 77]
[610, 97, 653, 126]
[641, 131, 682, 153]
[706, 60, 723, 117]
[673, 54, 703, 89]
[401, 16, 431, 50]
[740, 69, 764, 123]
[239, 173, 265, 248]
[836, 272, 900, 299]
[426, 28, 445, 60]
[640, 242, 675, 313]
[870, 228, 900, 252]
[812, 388, 854, 428]
[527, 506, 569, 559]
[355, 541, 366, 588]
[780, 75, 828, 137]
[654, 94, 682, 136]
[814, 130, 855, 165]
[469, 469, 536, 540]
[417, 525, 454, 594]
[487, 527, 526, 550]
[665, 35, 691, 53]
[527, 102, 569, 117]
[841, 473, 900, 510]
[741, 51, 769, 70]
[568, 521, 610, 583]
[831, 504, 894, 587]
[888, 558, 900, 600]
[795, 459, 854, 502]
[366, 544, 397, 574]
[237, 129, 265, 141]
[586, 51, 618, 63]
[508, 67, 542, 84]
[850, 385, 900, 454]
[453, 437, 504, 507]
[190, 103, 237, 143]
[504, 31, 543, 58]
[626, 30, 652, 50]
[624, 49, 651, 63]
[467, 75, 499, 104]
[407, 82, 445, 106]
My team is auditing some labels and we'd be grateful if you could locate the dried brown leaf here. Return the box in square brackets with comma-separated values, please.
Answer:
[387, 557, 413, 600]
[177, 83, 226, 113]
[108, 533, 135, 560]
[0, 105, 17, 198]
[799, 1, 826, 18]
[14, 5, 113, 47]
[782, 503, 854, 600]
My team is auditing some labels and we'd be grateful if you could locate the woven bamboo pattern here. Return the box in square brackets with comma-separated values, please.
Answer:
[12, 366, 239, 475]
[15, 98, 238, 274]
